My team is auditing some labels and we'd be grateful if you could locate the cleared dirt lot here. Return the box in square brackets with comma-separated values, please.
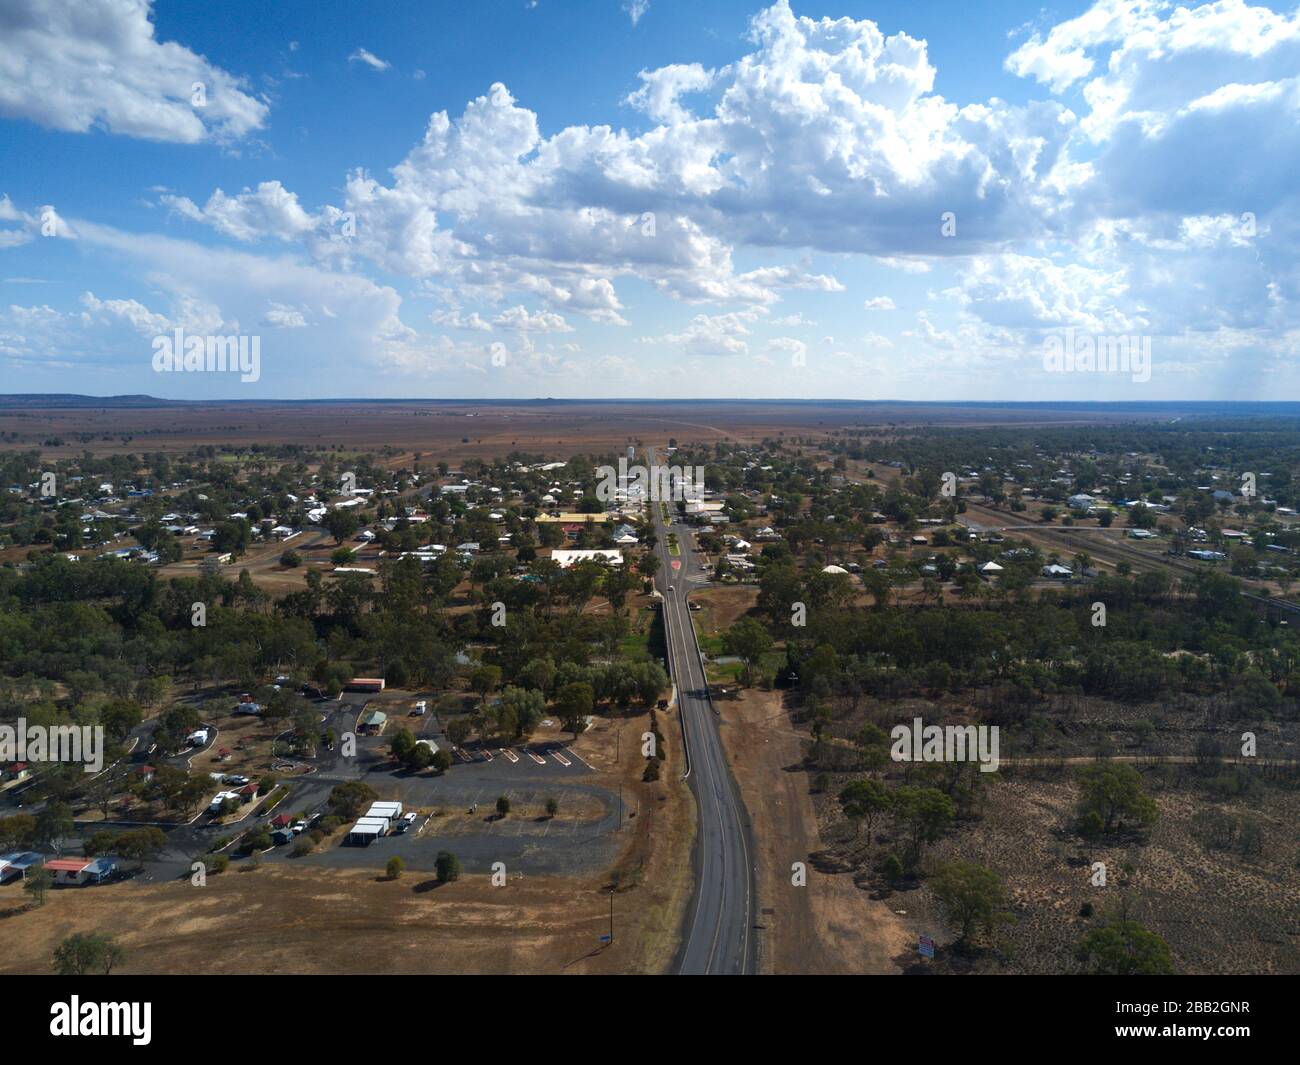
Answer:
[0, 863, 653, 975]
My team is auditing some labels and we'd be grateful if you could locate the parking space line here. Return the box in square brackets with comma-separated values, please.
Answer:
[551, 749, 572, 767]
[500, 748, 519, 763]
[526, 750, 546, 764]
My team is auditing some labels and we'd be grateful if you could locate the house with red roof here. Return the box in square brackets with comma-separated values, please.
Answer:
[44, 857, 117, 886]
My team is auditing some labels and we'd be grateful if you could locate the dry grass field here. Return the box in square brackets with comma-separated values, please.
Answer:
[0, 399, 1179, 460]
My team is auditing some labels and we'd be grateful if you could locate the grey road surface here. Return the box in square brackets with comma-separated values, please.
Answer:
[648, 447, 757, 975]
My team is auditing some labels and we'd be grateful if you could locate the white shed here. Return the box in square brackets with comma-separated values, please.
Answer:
[347, 818, 388, 845]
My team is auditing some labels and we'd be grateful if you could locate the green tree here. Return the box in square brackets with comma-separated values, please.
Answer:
[891, 786, 954, 865]
[386, 856, 405, 880]
[495, 686, 546, 740]
[114, 827, 166, 869]
[930, 861, 1008, 949]
[723, 617, 773, 686]
[1076, 764, 1158, 835]
[328, 781, 378, 820]
[435, 850, 461, 883]
[34, 802, 74, 849]
[470, 664, 503, 705]
[24, 866, 53, 907]
[446, 716, 472, 748]
[389, 727, 417, 763]
[99, 698, 143, 743]
[1076, 918, 1175, 975]
[0, 814, 36, 850]
[555, 681, 594, 738]
[52, 932, 126, 975]
[838, 778, 890, 843]
[495, 794, 511, 818]
[324, 508, 359, 544]
[854, 724, 891, 771]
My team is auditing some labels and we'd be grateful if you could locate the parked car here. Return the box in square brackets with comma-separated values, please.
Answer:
[410, 700, 427, 716]
[224, 775, 249, 786]
[402, 812, 417, 825]
[291, 820, 307, 834]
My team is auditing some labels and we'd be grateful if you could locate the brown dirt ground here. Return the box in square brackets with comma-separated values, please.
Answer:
[717, 683, 909, 974]
[0, 864, 650, 975]
[689, 583, 755, 631]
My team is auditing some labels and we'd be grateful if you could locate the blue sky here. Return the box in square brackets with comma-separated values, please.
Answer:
[1, 0, 1298, 401]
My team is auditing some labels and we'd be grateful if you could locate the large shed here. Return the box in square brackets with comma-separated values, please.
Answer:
[347, 818, 388, 845]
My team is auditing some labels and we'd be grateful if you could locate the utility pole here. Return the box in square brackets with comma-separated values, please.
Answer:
[609, 887, 615, 943]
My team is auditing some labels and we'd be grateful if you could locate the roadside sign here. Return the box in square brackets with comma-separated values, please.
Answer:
[918, 934, 935, 959]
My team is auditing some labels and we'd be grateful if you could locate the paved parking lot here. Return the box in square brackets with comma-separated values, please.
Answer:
[289, 776, 623, 875]
[65, 696, 619, 883]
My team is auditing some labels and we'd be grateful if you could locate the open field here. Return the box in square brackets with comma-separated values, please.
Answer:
[0, 398, 1227, 459]
[0, 863, 656, 975]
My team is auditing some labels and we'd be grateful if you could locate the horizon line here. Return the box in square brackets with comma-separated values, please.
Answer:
[3, 394, 1300, 408]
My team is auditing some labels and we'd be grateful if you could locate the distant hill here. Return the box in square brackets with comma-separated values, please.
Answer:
[0, 394, 192, 409]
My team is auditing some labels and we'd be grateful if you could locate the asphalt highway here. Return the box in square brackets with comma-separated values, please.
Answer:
[647, 447, 757, 975]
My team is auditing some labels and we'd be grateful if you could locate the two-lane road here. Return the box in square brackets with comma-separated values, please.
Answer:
[647, 448, 756, 975]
